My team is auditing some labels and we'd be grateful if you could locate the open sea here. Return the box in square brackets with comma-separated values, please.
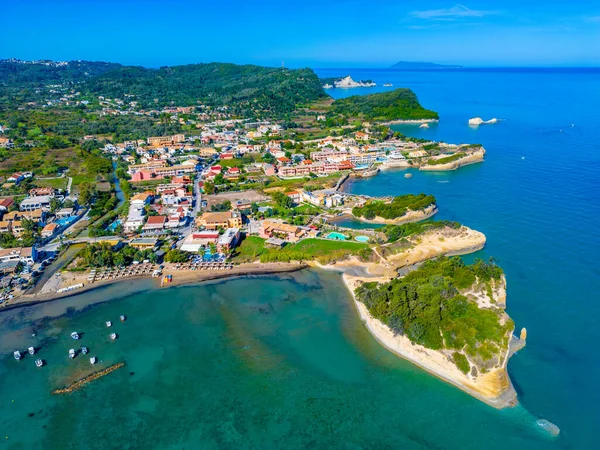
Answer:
[1, 68, 600, 449]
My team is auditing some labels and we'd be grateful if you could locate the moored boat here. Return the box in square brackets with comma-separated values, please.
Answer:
[110, 333, 117, 340]
[106, 321, 112, 327]
[69, 349, 76, 359]
[81, 346, 88, 355]
[70, 331, 80, 340]
[120, 315, 126, 322]
[90, 356, 97, 365]
[35, 359, 44, 368]
[28, 346, 35, 355]
[14, 350, 21, 361]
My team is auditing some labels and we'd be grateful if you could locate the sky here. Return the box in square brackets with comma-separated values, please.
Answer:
[1, 0, 599, 68]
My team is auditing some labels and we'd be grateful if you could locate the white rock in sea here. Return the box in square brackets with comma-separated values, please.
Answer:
[419, 123, 430, 128]
[469, 117, 498, 126]
[334, 76, 376, 88]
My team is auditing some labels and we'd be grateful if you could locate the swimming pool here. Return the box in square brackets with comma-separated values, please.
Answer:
[326, 232, 347, 241]
[107, 219, 122, 232]
[55, 216, 77, 227]
[355, 235, 370, 243]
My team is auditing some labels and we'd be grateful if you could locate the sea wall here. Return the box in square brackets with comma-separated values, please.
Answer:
[420, 149, 485, 171]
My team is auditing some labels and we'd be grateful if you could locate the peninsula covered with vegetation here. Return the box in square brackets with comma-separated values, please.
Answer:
[351, 193, 437, 222]
[329, 89, 439, 121]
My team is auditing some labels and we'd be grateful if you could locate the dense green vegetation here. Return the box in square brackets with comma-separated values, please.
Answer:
[426, 152, 467, 166]
[382, 220, 461, 242]
[0, 60, 327, 119]
[76, 242, 157, 267]
[352, 194, 436, 220]
[329, 89, 439, 121]
[355, 257, 510, 369]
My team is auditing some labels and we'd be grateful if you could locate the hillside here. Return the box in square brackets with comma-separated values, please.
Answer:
[0, 60, 327, 117]
[329, 88, 438, 121]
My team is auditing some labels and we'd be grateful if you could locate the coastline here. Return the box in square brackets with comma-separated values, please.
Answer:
[2, 262, 307, 312]
[380, 118, 439, 126]
[342, 274, 518, 409]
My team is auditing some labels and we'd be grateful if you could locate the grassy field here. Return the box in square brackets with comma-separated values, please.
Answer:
[33, 177, 69, 190]
[232, 236, 368, 264]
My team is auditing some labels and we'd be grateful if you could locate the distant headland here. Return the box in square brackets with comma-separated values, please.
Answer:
[390, 61, 464, 69]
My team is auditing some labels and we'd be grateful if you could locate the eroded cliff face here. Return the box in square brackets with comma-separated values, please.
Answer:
[420, 149, 486, 171]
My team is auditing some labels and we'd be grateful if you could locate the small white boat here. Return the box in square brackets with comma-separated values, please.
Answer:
[81, 346, 88, 355]
[90, 356, 97, 365]
[14, 351, 22, 361]
[106, 321, 112, 327]
[69, 349, 76, 359]
[120, 315, 126, 322]
[70, 332, 80, 340]
[35, 359, 44, 368]
[109, 333, 117, 340]
[28, 346, 35, 355]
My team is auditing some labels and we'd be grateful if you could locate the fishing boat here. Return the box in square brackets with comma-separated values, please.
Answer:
[120, 315, 126, 322]
[90, 356, 97, 365]
[69, 349, 76, 359]
[109, 333, 117, 340]
[81, 346, 88, 355]
[14, 350, 21, 361]
[106, 321, 112, 327]
[35, 359, 44, 368]
[28, 346, 35, 355]
[70, 331, 80, 340]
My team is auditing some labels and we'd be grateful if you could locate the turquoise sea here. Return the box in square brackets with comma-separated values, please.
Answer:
[1, 68, 599, 448]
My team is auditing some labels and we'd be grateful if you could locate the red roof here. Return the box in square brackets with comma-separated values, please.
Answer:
[146, 215, 167, 225]
[0, 198, 14, 208]
[227, 167, 241, 173]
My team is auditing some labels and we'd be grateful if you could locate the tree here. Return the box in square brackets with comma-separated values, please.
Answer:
[78, 182, 95, 205]
[49, 197, 61, 213]
[165, 249, 190, 263]
[272, 191, 293, 209]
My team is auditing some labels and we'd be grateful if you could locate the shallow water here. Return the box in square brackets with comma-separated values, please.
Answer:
[1, 68, 599, 448]
[0, 271, 563, 449]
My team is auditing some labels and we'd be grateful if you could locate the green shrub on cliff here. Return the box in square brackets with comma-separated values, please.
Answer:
[382, 220, 461, 242]
[453, 353, 470, 374]
[355, 257, 510, 360]
[352, 194, 436, 220]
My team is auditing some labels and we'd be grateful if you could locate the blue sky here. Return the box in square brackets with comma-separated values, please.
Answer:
[2, 0, 599, 67]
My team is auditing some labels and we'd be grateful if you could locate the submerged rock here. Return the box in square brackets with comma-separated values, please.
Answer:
[536, 419, 560, 437]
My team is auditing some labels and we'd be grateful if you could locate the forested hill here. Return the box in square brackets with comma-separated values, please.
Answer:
[0, 60, 328, 117]
[329, 88, 439, 121]
[85, 63, 327, 114]
[0, 60, 123, 85]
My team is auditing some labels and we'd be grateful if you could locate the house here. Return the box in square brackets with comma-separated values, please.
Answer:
[0, 221, 11, 234]
[147, 134, 185, 147]
[180, 231, 219, 252]
[132, 171, 163, 182]
[232, 199, 253, 211]
[224, 167, 241, 180]
[11, 221, 24, 236]
[20, 195, 53, 212]
[41, 223, 59, 239]
[142, 215, 167, 234]
[129, 238, 158, 249]
[217, 228, 240, 253]
[195, 211, 242, 230]
[56, 207, 75, 218]
[355, 131, 369, 141]
[259, 220, 305, 243]
[7, 173, 25, 184]
[286, 191, 302, 204]
[262, 164, 276, 176]
[0, 198, 14, 212]
[130, 193, 153, 207]
[219, 152, 235, 160]
[0, 247, 37, 264]
[29, 187, 56, 197]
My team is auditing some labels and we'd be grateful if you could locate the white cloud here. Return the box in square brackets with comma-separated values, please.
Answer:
[410, 4, 498, 20]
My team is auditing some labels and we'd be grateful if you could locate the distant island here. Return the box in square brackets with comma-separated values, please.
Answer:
[390, 61, 464, 69]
